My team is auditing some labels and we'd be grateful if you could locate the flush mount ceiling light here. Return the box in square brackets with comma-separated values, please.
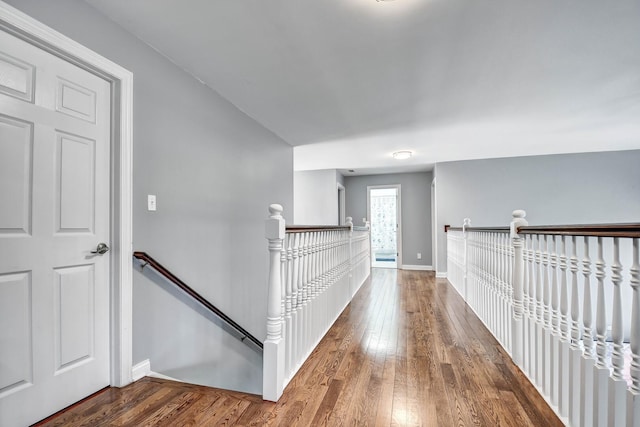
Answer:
[392, 150, 412, 160]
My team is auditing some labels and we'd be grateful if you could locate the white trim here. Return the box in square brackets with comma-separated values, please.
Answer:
[0, 1, 134, 388]
[367, 184, 402, 268]
[132, 359, 151, 382]
[148, 371, 184, 383]
[400, 265, 433, 271]
[337, 182, 346, 226]
[436, 272, 447, 279]
[431, 177, 437, 273]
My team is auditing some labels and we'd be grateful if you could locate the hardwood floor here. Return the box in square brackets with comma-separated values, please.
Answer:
[35, 269, 563, 426]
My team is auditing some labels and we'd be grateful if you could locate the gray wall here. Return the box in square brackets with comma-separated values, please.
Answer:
[8, 0, 294, 386]
[294, 169, 341, 225]
[434, 150, 640, 273]
[344, 172, 433, 267]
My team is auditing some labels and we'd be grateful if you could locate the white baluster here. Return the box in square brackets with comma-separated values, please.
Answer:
[629, 238, 640, 427]
[558, 235, 569, 417]
[580, 236, 596, 427]
[463, 218, 471, 301]
[608, 237, 627, 427]
[536, 234, 544, 388]
[582, 237, 594, 356]
[611, 237, 624, 381]
[264, 204, 285, 401]
[549, 235, 560, 408]
[291, 232, 301, 371]
[522, 234, 531, 377]
[506, 232, 514, 353]
[541, 235, 551, 397]
[568, 235, 582, 426]
[528, 234, 537, 384]
[285, 233, 293, 378]
[302, 232, 311, 361]
[593, 237, 609, 426]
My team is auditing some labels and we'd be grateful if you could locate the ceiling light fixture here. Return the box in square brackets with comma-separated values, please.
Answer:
[392, 151, 412, 160]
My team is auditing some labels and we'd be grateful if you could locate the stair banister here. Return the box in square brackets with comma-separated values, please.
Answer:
[510, 210, 527, 366]
[264, 204, 285, 401]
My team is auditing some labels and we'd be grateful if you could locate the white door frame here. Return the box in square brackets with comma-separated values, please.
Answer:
[367, 184, 402, 268]
[0, 2, 134, 388]
[337, 183, 346, 226]
[431, 177, 437, 273]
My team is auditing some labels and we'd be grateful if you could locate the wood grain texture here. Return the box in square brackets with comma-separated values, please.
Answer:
[35, 269, 563, 427]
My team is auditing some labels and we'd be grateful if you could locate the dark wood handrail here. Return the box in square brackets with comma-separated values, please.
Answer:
[446, 223, 640, 238]
[133, 251, 263, 349]
[447, 227, 510, 233]
[286, 225, 352, 233]
[518, 224, 640, 238]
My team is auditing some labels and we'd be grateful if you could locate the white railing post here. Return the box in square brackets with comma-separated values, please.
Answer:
[264, 204, 286, 401]
[629, 238, 640, 426]
[463, 218, 471, 302]
[346, 216, 354, 297]
[510, 210, 528, 366]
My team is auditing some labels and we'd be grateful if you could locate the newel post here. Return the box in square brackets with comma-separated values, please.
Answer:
[462, 218, 471, 301]
[346, 216, 354, 296]
[510, 210, 528, 366]
[264, 204, 285, 401]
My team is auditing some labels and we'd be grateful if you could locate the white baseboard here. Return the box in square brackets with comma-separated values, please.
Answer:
[132, 359, 151, 381]
[148, 371, 184, 383]
[435, 272, 447, 279]
[400, 265, 433, 271]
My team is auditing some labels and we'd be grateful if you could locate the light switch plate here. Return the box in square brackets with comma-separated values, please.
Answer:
[148, 194, 156, 211]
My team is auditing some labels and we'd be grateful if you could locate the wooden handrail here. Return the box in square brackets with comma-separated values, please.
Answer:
[447, 223, 640, 238]
[133, 251, 263, 349]
[447, 226, 510, 232]
[285, 225, 352, 233]
[518, 223, 640, 238]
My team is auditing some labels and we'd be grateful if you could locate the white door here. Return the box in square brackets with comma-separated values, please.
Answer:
[0, 28, 111, 427]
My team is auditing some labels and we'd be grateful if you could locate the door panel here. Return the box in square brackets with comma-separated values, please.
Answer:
[0, 271, 32, 397]
[0, 115, 32, 235]
[55, 264, 94, 372]
[55, 131, 96, 233]
[0, 27, 111, 427]
[0, 51, 35, 102]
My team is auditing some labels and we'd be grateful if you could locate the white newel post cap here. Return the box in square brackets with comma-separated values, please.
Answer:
[266, 204, 285, 239]
[346, 216, 353, 228]
[510, 209, 528, 239]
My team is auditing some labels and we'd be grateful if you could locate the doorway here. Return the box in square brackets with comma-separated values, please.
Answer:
[0, 4, 133, 426]
[367, 185, 401, 269]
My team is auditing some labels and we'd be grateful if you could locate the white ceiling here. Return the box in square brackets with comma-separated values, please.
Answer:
[85, 0, 640, 174]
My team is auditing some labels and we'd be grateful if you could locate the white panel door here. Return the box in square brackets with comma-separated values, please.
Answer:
[0, 28, 111, 427]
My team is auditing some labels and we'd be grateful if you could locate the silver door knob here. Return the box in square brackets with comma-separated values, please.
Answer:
[91, 243, 110, 255]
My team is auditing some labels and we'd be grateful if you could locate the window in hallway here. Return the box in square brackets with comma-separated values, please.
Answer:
[368, 186, 400, 268]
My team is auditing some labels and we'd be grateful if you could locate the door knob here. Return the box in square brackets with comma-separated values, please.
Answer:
[91, 243, 110, 255]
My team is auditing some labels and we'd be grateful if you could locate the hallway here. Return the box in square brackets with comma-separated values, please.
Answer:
[37, 269, 562, 426]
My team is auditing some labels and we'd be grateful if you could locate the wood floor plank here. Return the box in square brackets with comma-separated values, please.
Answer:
[35, 269, 563, 427]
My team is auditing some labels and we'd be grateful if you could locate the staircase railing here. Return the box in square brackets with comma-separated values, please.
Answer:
[263, 204, 371, 401]
[446, 211, 640, 427]
[133, 251, 263, 349]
